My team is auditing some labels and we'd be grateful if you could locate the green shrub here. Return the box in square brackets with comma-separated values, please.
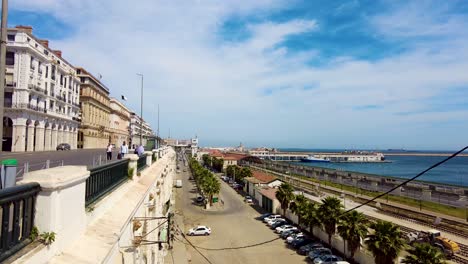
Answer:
[40, 232, 56, 245]
[30, 226, 39, 241]
[128, 167, 135, 180]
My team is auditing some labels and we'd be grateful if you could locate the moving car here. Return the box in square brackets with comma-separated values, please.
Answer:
[313, 254, 342, 264]
[244, 196, 253, 204]
[298, 242, 324, 255]
[275, 225, 297, 234]
[308, 247, 332, 260]
[188, 226, 211, 236]
[56, 143, 71, 151]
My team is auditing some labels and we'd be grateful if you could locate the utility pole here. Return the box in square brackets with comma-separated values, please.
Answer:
[136, 73, 143, 146]
[157, 104, 159, 148]
[0, 0, 8, 151]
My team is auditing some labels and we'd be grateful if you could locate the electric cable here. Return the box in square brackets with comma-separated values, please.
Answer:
[176, 228, 214, 264]
[339, 145, 468, 216]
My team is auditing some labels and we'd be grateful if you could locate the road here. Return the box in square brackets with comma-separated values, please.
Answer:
[171, 161, 307, 264]
[0, 149, 125, 173]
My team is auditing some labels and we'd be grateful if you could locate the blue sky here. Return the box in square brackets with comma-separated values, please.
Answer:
[8, 0, 468, 150]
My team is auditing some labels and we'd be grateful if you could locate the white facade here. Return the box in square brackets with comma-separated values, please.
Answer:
[3, 26, 80, 152]
[129, 113, 154, 148]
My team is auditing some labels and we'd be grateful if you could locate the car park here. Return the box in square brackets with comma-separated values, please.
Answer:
[244, 196, 253, 204]
[291, 237, 314, 249]
[187, 226, 211, 236]
[281, 229, 301, 239]
[264, 215, 282, 223]
[308, 247, 332, 260]
[313, 254, 342, 264]
[298, 242, 324, 255]
[275, 225, 297, 234]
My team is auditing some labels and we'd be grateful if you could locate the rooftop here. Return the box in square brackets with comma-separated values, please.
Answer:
[252, 170, 277, 183]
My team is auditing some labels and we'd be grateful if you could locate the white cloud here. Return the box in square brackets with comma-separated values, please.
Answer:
[10, 0, 468, 149]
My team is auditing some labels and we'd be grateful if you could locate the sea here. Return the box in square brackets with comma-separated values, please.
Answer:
[279, 149, 468, 187]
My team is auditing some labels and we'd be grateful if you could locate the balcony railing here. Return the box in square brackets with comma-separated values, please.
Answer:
[85, 159, 129, 206]
[137, 155, 147, 172]
[4, 102, 47, 113]
[0, 183, 41, 262]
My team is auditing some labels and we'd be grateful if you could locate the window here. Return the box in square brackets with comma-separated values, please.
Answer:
[7, 34, 15, 41]
[30, 56, 35, 69]
[44, 50, 49, 55]
[60, 74, 63, 85]
[45, 66, 49, 78]
[6, 52, 14, 66]
[51, 65, 56, 80]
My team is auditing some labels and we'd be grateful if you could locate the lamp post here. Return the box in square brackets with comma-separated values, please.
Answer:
[0, 0, 9, 151]
[136, 73, 143, 146]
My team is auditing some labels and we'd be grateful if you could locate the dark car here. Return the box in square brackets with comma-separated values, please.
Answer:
[56, 143, 71, 151]
[291, 237, 314, 249]
[281, 229, 301, 239]
[257, 213, 272, 221]
[298, 242, 324, 255]
[271, 219, 288, 229]
[308, 247, 332, 260]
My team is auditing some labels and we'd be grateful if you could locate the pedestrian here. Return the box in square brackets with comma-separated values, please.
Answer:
[119, 141, 128, 159]
[106, 143, 113, 160]
[137, 144, 144, 156]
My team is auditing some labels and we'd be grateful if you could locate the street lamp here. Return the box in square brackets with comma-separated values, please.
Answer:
[0, 0, 9, 151]
[136, 73, 143, 146]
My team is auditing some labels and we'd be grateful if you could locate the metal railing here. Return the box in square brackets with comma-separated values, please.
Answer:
[137, 155, 147, 172]
[85, 159, 129, 206]
[0, 183, 41, 262]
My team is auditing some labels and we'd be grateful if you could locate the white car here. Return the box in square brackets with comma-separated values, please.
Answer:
[267, 218, 285, 226]
[188, 226, 211, 236]
[286, 233, 304, 243]
[244, 196, 253, 204]
[263, 214, 282, 223]
[275, 225, 297, 234]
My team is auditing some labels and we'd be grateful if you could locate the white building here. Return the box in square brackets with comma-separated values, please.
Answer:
[3, 26, 80, 152]
[129, 113, 154, 148]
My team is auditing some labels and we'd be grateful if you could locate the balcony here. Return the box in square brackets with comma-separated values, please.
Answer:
[6, 81, 16, 88]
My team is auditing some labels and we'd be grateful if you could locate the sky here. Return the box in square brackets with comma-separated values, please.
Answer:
[7, 0, 468, 150]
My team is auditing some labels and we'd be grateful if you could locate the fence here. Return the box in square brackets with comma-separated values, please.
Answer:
[16, 160, 64, 181]
[0, 183, 41, 262]
[137, 155, 147, 172]
[85, 159, 129, 206]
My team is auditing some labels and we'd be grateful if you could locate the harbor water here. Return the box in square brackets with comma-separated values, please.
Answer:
[285, 150, 468, 187]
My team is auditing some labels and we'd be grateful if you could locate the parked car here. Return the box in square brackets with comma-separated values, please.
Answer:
[281, 229, 301, 239]
[196, 196, 205, 203]
[271, 219, 288, 229]
[56, 143, 71, 151]
[275, 225, 297, 234]
[244, 196, 253, 204]
[332, 262, 350, 264]
[291, 237, 314, 249]
[258, 213, 273, 221]
[264, 215, 282, 223]
[313, 254, 342, 264]
[298, 242, 324, 255]
[286, 233, 304, 243]
[308, 248, 332, 260]
[187, 226, 211, 236]
[267, 218, 285, 227]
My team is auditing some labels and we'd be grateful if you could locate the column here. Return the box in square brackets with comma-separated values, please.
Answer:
[44, 126, 52, 151]
[26, 124, 34, 152]
[35, 124, 45, 151]
[57, 127, 63, 144]
[12, 121, 27, 152]
[63, 128, 69, 145]
[52, 127, 58, 149]
[71, 130, 77, 149]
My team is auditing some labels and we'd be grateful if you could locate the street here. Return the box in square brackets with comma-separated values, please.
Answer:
[0, 149, 124, 173]
[171, 161, 307, 264]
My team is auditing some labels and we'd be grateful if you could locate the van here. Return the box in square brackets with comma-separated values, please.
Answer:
[175, 180, 182, 188]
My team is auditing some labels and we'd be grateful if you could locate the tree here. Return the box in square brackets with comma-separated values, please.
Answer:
[319, 196, 343, 246]
[226, 165, 236, 177]
[337, 210, 368, 259]
[302, 201, 321, 234]
[366, 220, 406, 264]
[402, 243, 446, 264]
[202, 154, 210, 166]
[275, 183, 295, 216]
[290, 194, 308, 226]
[201, 175, 221, 206]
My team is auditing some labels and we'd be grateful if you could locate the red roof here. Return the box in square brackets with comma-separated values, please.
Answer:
[259, 188, 278, 201]
[252, 170, 277, 183]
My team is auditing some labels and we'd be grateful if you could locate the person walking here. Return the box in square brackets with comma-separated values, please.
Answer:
[106, 143, 113, 161]
[137, 144, 145, 156]
[120, 141, 128, 159]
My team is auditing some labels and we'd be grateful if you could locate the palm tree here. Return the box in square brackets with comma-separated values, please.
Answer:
[302, 201, 321, 235]
[337, 210, 368, 259]
[319, 196, 343, 246]
[366, 220, 406, 264]
[290, 194, 308, 226]
[402, 243, 446, 264]
[275, 183, 295, 216]
[202, 175, 220, 206]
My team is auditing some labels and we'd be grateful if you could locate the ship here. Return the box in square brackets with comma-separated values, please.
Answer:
[300, 155, 330, 163]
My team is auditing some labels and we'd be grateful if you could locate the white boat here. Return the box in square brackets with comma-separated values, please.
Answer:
[300, 155, 330, 163]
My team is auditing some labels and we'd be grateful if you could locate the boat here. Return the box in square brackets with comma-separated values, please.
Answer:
[300, 155, 330, 163]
